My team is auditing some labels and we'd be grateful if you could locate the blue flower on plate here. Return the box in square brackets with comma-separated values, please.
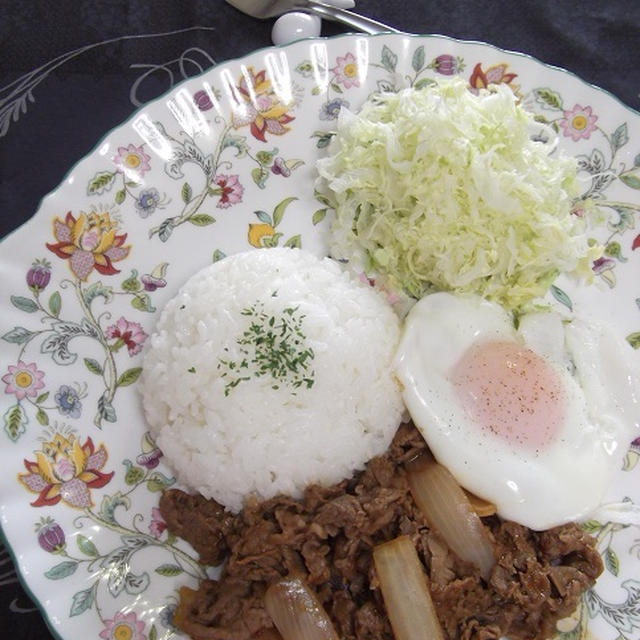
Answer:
[320, 98, 349, 121]
[54, 384, 82, 418]
[135, 188, 161, 218]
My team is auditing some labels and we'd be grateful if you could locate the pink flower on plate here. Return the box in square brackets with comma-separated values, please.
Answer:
[592, 256, 616, 288]
[271, 157, 291, 177]
[559, 104, 598, 141]
[212, 174, 244, 209]
[113, 143, 151, 180]
[26, 259, 52, 293]
[149, 507, 167, 539]
[35, 517, 66, 553]
[332, 52, 360, 88]
[99, 610, 146, 640]
[592, 256, 615, 274]
[106, 317, 148, 356]
[429, 54, 465, 76]
[193, 89, 214, 111]
[2, 361, 45, 400]
[136, 447, 162, 469]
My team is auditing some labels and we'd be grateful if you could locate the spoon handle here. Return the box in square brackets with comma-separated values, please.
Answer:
[304, 1, 403, 34]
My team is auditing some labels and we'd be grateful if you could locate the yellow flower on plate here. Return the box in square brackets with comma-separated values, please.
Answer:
[231, 67, 295, 142]
[18, 431, 113, 508]
[46, 210, 130, 280]
[248, 222, 276, 247]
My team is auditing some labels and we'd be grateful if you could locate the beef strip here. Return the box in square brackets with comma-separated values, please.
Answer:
[160, 423, 603, 640]
[159, 490, 236, 566]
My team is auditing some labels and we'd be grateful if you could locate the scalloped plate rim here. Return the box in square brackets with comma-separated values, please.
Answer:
[0, 31, 639, 640]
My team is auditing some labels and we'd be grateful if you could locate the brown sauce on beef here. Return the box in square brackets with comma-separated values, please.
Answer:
[160, 423, 603, 640]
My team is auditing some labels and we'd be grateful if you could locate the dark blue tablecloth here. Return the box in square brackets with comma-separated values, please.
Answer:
[0, 0, 638, 636]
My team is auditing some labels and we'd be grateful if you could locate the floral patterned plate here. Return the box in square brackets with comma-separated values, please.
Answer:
[1, 32, 640, 640]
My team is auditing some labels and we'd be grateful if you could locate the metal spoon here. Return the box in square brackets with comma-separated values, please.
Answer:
[225, 0, 402, 34]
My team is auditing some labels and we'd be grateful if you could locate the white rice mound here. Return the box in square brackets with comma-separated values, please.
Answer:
[140, 248, 404, 513]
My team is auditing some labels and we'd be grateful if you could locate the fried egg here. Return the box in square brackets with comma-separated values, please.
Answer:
[394, 292, 640, 530]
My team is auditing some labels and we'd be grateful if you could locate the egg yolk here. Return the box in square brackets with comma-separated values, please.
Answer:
[451, 340, 566, 452]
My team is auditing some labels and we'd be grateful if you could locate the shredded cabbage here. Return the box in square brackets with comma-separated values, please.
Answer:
[316, 78, 600, 311]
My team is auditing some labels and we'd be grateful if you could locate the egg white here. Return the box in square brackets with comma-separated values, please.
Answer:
[394, 292, 640, 530]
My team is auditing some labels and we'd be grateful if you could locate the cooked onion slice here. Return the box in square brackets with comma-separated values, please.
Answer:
[373, 535, 445, 640]
[407, 454, 495, 581]
[463, 488, 497, 517]
[264, 577, 340, 640]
